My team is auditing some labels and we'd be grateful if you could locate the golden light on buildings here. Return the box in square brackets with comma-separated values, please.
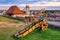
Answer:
[2, 9, 6, 13]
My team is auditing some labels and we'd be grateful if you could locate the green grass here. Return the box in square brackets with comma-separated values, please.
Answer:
[21, 28, 60, 40]
[0, 15, 20, 23]
[0, 15, 60, 40]
[0, 27, 21, 40]
[0, 27, 60, 40]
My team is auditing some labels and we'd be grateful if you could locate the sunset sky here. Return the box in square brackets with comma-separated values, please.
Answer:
[0, 0, 60, 10]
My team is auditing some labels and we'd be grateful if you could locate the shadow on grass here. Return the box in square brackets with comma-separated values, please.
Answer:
[12, 35, 22, 40]
[12, 35, 18, 40]
[11, 25, 60, 40]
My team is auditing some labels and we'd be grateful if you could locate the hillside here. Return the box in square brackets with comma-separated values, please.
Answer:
[0, 16, 60, 40]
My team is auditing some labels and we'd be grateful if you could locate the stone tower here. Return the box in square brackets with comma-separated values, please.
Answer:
[26, 5, 30, 15]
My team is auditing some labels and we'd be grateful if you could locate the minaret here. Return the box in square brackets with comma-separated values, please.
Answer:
[26, 5, 30, 15]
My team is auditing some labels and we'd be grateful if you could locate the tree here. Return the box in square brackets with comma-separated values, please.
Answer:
[40, 8, 46, 19]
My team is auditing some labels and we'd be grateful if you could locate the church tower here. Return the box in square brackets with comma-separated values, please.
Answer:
[26, 5, 30, 15]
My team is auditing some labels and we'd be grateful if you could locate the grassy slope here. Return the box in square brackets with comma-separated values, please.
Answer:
[0, 16, 20, 23]
[21, 28, 60, 40]
[0, 16, 21, 40]
[0, 16, 60, 40]
[0, 27, 60, 40]
[0, 27, 21, 40]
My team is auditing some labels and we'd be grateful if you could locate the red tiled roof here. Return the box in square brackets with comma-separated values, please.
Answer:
[6, 5, 24, 15]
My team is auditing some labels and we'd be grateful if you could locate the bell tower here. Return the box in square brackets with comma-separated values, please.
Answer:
[26, 5, 30, 15]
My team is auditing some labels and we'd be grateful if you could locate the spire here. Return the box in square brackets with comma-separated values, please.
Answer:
[26, 4, 29, 8]
[25, 4, 30, 15]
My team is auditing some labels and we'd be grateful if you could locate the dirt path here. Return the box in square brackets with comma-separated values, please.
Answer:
[0, 21, 25, 28]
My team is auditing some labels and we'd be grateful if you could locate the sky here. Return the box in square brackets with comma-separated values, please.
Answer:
[0, 0, 60, 10]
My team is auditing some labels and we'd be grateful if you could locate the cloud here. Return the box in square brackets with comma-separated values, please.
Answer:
[30, 2, 60, 6]
[0, 1, 60, 10]
[27, 0, 34, 1]
[0, 1, 60, 7]
[52, 0, 59, 2]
